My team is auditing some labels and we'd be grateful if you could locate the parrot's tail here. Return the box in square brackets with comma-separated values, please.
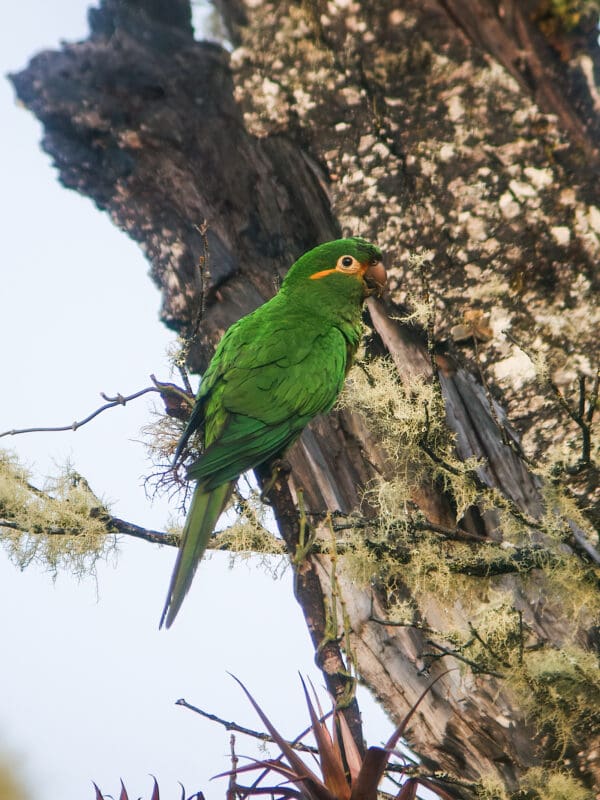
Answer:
[160, 481, 232, 628]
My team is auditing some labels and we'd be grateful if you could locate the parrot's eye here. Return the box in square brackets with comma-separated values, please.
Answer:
[337, 255, 358, 271]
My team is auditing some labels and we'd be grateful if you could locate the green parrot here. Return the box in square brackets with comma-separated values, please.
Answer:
[160, 237, 385, 628]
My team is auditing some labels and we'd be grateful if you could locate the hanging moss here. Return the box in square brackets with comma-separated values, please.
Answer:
[477, 767, 595, 799]
[475, 776, 510, 800]
[212, 491, 286, 561]
[341, 358, 481, 520]
[0, 449, 116, 576]
[517, 766, 595, 799]
[511, 646, 600, 755]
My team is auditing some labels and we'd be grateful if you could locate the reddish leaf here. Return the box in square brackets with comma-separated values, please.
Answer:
[299, 676, 350, 800]
[213, 758, 310, 781]
[395, 778, 418, 800]
[149, 776, 160, 800]
[93, 782, 104, 800]
[227, 678, 335, 800]
[233, 787, 302, 799]
[336, 707, 364, 784]
[351, 672, 454, 800]
[226, 673, 458, 800]
[316, 684, 362, 787]
[119, 779, 129, 800]
[349, 747, 389, 800]
[353, 670, 454, 797]
[178, 781, 204, 800]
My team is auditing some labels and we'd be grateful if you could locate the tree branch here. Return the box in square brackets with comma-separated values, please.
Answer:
[0, 386, 160, 438]
[0, 376, 194, 440]
[175, 698, 320, 754]
[424, 640, 505, 679]
[0, 512, 178, 547]
[108, 516, 179, 547]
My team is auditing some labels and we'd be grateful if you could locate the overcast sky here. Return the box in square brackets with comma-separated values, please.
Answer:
[1, 3, 392, 799]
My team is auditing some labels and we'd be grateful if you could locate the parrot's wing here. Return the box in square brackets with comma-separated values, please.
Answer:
[173, 391, 207, 465]
[220, 321, 348, 422]
[188, 415, 305, 489]
[187, 322, 349, 489]
[172, 318, 245, 464]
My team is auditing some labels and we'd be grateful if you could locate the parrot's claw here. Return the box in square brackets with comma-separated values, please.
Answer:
[260, 458, 291, 503]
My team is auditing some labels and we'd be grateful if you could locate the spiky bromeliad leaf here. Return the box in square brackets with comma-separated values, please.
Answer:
[221, 673, 456, 800]
[299, 676, 350, 800]
[92, 777, 203, 800]
[332, 701, 363, 785]
[229, 674, 336, 800]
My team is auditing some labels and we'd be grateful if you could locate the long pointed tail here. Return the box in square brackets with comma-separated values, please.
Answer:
[160, 481, 232, 628]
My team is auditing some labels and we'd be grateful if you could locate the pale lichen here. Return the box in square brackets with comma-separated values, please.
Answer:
[0, 450, 116, 576]
[518, 767, 594, 800]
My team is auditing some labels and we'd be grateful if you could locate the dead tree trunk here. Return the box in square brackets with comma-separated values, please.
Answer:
[11, 0, 600, 796]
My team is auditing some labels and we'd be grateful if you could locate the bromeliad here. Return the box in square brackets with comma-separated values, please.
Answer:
[160, 238, 386, 627]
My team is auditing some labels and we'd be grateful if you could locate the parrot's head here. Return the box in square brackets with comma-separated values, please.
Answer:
[282, 237, 386, 301]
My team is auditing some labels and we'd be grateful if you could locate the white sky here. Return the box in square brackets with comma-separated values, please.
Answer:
[1, 3, 393, 799]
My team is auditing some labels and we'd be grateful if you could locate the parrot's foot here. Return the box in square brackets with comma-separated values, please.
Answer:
[260, 458, 291, 503]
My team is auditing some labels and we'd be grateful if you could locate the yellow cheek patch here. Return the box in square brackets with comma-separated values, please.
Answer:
[310, 267, 338, 280]
[310, 265, 363, 280]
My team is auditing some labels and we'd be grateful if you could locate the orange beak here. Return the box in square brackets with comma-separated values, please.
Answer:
[362, 259, 387, 296]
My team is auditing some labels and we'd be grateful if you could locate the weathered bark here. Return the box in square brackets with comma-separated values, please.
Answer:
[11, 0, 600, 796]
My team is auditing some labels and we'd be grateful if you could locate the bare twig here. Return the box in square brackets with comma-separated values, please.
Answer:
[369, 614, 438, 636]
[0, 375, 195, 440]
[0, 386, 159, 439]
[175, 698, 320, 754]
[424, 640, 505, 679]
[227, 735, 238, 800]
[546, 370, 597, 469]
